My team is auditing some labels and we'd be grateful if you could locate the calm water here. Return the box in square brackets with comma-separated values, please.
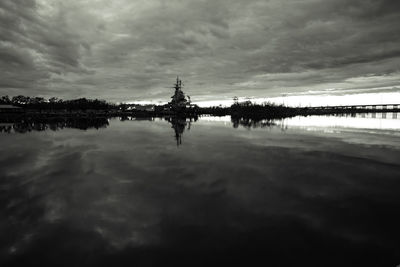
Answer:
[1, 114, 400, 266]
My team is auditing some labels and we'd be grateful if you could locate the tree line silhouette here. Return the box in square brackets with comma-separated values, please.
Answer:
[2, 95, 395, 119]
[1, 95, 115, 110]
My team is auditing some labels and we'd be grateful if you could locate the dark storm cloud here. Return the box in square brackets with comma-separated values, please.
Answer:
[0, 0, 399, 101]
[0, 0, 90, 92]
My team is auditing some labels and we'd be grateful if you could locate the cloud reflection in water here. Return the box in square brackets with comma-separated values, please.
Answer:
[0, 116, 400, 266]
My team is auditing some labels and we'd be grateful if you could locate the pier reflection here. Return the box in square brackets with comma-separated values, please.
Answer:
[282, 112, 400, 131]
[199, 112, 400, 131]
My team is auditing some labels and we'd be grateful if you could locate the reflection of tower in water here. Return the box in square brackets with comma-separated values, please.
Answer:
[167, 116, 196, 146]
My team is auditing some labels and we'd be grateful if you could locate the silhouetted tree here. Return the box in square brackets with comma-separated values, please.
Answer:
[0, 95, 11, 104]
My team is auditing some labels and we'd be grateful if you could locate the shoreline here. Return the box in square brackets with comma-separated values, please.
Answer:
[0, 107, 399, 120]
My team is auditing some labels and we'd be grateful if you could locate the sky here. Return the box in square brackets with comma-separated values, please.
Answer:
[1, 0, 400, 106]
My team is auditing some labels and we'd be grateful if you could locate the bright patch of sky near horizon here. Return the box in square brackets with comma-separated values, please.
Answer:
[193, 91, 400, 107]
[0, 0, 399, 106]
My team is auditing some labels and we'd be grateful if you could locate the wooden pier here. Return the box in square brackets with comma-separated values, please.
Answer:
[308, 104, 400, 112]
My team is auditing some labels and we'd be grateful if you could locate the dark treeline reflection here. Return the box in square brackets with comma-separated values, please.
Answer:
[0, 117, 109, 133]
[231, 116, 276, 129]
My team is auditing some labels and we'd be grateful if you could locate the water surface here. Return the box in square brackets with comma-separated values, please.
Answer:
[1, 114, 400, 266]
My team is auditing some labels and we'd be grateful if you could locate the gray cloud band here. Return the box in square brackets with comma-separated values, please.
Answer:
[0, 0, 399, 102]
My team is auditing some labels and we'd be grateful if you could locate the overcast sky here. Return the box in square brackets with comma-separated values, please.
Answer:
[1, 0, 399, 105]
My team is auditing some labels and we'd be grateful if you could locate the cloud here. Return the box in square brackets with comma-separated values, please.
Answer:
[0, 0, 91, 92]
[0, 0, 399, 102]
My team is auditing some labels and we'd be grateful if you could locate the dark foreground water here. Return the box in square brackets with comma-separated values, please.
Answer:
[1, 114, 400, 266]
